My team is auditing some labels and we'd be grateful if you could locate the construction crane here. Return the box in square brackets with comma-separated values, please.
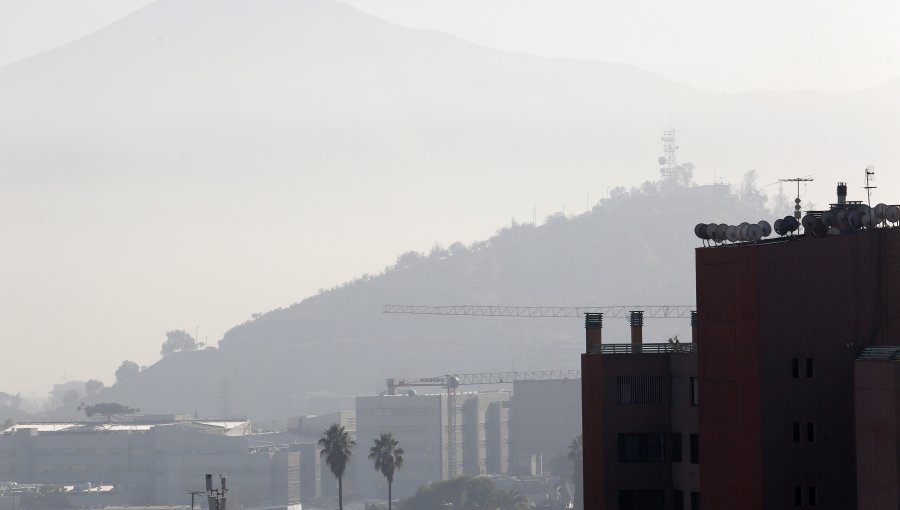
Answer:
[382, 304, 694, 319]
[386, 370, 580, 479]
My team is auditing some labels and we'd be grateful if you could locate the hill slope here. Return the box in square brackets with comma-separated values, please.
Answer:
[97, 179, 768, 419]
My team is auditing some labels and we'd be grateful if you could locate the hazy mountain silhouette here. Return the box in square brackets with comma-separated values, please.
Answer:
[3, 0, 898, 413]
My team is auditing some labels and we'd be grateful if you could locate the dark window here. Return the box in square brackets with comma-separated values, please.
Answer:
[792, 358, 800, 378]
[689, 433, 699, 464]
[690, 491, 699, 510]
[690, 377, 699, 406]
[619, 490, 665, 510]
[809, 486, 817, 506]
[672, 433, 683, 462]
[618, 433, 665, 462]
[793, 422, 801, 442]
[794, 486, 802, 506]
[806, 358, 814, 378]
[617, 376, 666, 406]
[807, 422, 815, 443]
[673, 490, 684, 510]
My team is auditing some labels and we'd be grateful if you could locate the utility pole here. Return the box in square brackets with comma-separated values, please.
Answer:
[187, 490, 203, 510]
[779, 177, 814, 219]
[865, 166, 876, 211]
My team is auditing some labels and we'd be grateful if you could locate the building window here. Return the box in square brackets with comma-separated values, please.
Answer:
[672, 433, 683, 462]
[794, 486, 802, 506]
[806, 358, 814, 378]
[690, 377, 699, 406]
[793, 422, 801, 443]
[617, 376, 666, 406]
[792, 358, 800, 378]
[808, 486, 817, 506]
[689, 434, 699, 464]
[673, 490, 684, 510]
[618, 433, 665, 462]
[619, 490, 665, 510]
[690, 491, 699, 510]
[807, 422, 815, 443]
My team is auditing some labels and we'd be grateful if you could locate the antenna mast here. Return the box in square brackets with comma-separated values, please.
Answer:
[659, 129, 678, 177]
[864, 166, 876, 211]
[778, 177, 814, 220]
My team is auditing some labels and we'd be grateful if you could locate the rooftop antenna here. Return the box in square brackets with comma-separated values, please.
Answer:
[779, 177, 814, 220]
[864, 166, 876, 211]
[659, 129, 678, 177]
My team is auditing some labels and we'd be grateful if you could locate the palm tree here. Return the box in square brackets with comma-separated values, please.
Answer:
[568, 433, 584, 510]
[495, 488, 530, 510]
[368, 432, 405, 510]
[319, 423, 356, 510]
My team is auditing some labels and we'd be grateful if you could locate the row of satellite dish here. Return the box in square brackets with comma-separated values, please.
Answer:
[802, 203, 900, 236]
[695, 203, 900, 245]
[694, 220, 772, 244]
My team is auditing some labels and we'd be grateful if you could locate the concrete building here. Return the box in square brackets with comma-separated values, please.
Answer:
[355, 389, 513, 500]
[509, 378, 581, 471]
[355, 393, 449, 500]
[0, 416, 301, 509]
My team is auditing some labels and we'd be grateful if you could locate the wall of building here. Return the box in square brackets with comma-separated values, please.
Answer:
[855, 357, 900, 509]
[462, 391, 510, 476]
[354, 394, 445, 500]
[510, 379, 581, 467]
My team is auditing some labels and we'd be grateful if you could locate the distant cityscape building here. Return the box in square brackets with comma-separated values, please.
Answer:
[0, 416, 300, 509]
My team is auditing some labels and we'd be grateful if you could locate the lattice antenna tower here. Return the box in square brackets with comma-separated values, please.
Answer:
[659, 129, 679, 177]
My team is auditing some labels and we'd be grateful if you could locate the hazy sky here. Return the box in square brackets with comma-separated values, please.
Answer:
[3, 0, 900, 92]
[2, 0, 899, 399]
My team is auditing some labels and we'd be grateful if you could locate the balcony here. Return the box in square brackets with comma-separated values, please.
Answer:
[588, 342, 696, 355]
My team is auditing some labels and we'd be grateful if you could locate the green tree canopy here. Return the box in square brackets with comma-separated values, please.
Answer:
[160, 330, 198, 356]
[78, 402, 139, 422]
[115, 360, 140, 384]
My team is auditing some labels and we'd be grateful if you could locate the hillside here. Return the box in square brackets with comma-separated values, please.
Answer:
[95, 178, 770, 419]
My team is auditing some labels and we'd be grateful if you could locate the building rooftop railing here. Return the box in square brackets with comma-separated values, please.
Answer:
[589, 343, 696, 355]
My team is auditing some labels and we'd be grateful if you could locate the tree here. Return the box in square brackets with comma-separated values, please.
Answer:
[568, 433, 584, 510]
[115, 360, 140, 384]
[84, 379, 105, 396]
[318, 423, 355, 510]
[160, 329, 198, 356]
[78, 402, 139, 422]
[495, 489, 529, 510]
[368, 432, 404, 510]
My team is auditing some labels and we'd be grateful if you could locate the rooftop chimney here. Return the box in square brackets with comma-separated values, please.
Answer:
[630, 311, 644, 351]
[837, 182, 847, 205]
[585, 313, 603, 354]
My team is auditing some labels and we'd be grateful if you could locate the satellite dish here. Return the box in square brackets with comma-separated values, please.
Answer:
[774, 218, 785, 236]
[783, 216, 799, 233]
[726, 225, 738, 243]
[821, 211, 837, 228]
[801, 214, 818, 231]
[887, 206, 900, 224]
[715, 223, 729, 242]
[827, 227, 842, 236]
[861, 213, 875, 228]
[875, 203, 887, 222]
[738, 222, 750, 241]
[706, 223, 718, 239]
[835, 210, 848, 228]
[848, 210, 863, 229]
[758, 220, 772, 237]
[747, 224, 762, 242]
[695, 223, 708, 239]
